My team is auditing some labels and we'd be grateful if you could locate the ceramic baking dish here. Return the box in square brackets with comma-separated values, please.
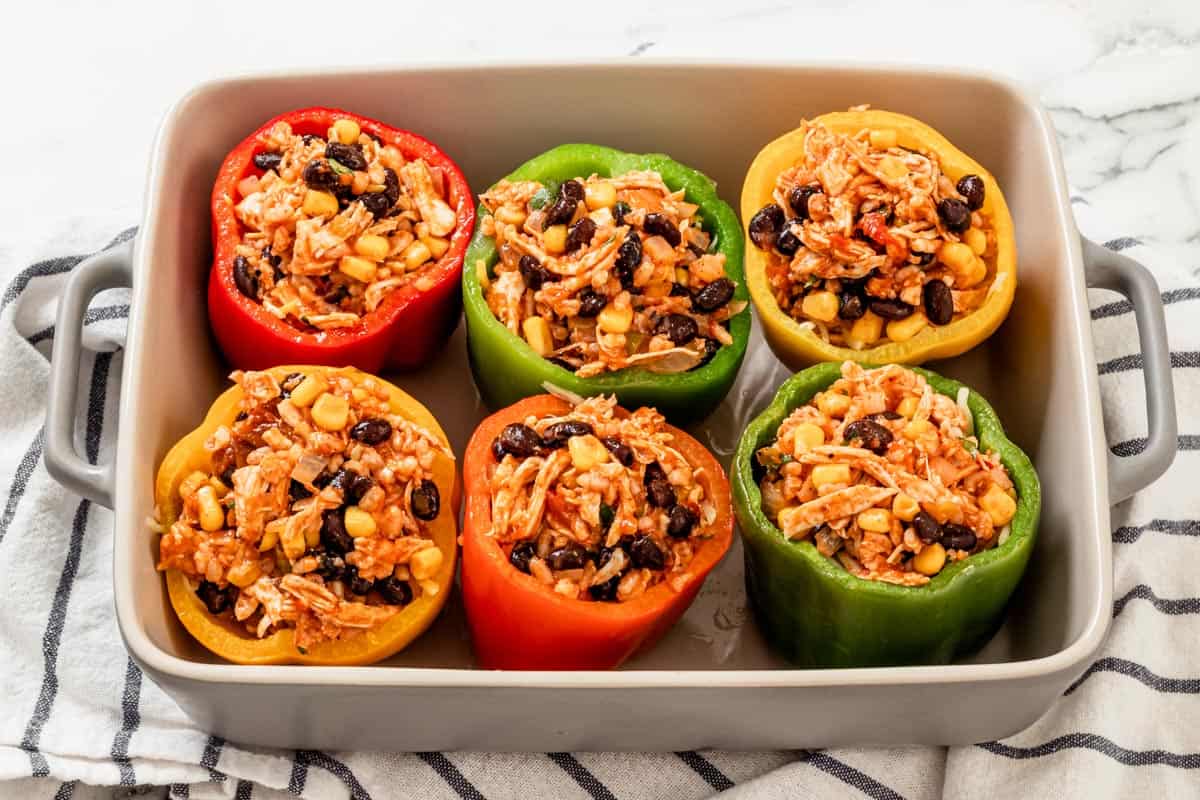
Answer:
[44, 62, 1177, 751]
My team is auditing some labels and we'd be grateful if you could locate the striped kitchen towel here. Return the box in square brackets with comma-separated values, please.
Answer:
[0, 196, 1195, 799]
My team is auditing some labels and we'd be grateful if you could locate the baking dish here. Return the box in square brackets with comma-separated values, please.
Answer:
[44, 62, 1177, 751]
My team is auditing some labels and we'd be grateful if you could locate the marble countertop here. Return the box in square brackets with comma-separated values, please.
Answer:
[6, 0, 1199, 271]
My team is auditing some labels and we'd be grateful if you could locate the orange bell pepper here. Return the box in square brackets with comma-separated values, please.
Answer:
[461, 395, 733, 670]
[154, 365, 459, 665]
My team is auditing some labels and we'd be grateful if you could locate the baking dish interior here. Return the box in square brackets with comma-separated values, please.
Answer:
[118, 63, 1108, 676]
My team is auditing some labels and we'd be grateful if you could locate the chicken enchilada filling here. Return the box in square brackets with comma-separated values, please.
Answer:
[755, 362, 1018, 585]
[488, 395, 717, 601]
[231, 119, 458, 331]
[155, 368, 452, 649]
[479, 171, 743, 377]
[747, 113, 1000, 349]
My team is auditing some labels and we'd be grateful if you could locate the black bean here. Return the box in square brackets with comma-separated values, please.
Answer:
[942, 523, 978, 551]
[578, 288, 607, 317]
[409, 479, 440, 521]
[359, 190, 391, 217]
[491, 439, 507, 462]
[838, 293, 866, 321]
[602, 437, 633, 466]
[588, 576, 620, 602]
[644, 462, 668, 486]
[302, 159, 339, 190]
[542, 195, 577, 228]
[692, 278, 736, 312]
[559, 179, 585, 202]
[644, 213, 682, 247]
[375, 575, 413, 605]
[872, 410, 903, 421]
[788, 183, 822, 220]
[494, 423, 543, 459]
[262, 246, 282, 268]
[842, 419, 894, 455]
[326, 467, 354, 495]
[629, 534, 666, 570]
[517, 255, 553, 290]
[320, 508, 353, 554]
[868, 298, 915, 320]
[547, 357, 575, 371]
[912, 251, 935, 266]
[646, 479, 676, 509]
[510, 541, 537, 574]
[748, 203, 784, 250]
[196, 581, 235, 615]
[566, 217, 597, 253]
[350, 418, 392, 446]
[667, 505, 698, 539]
[347, 474, 375, 505]
[382, 168, 400, 206]
[325, 141, 366, 172]
[776, 220, 804, 257]
[612, 201, 631, 227]
[957, 174, 985, 210]
[913, 512, 942, 543]
[232, 255, 258, 299]
[696, 337, 721, 369]
[655, 313, 698, 345]
[547, 542, 589, 571]
[313, 469, 335, 489]
[937, 198, 971, 234]
[253, 151, 282, 172]
[316, 554, 346, 581]
[614, 230, 641, 290]
[669, 283, 690, 297]
[541, 420, 594, 448]
[279, 372, 304, 397]
[288, 479, 312, 502]
[323, 284, 349, 305]
[343, 564, 373, 596]
[923, 279, 954, 326]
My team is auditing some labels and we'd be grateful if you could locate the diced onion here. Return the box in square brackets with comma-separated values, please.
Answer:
[956, 387, 973, 434]
[291, 453, 328, 485]
[541, 382, 587, 406]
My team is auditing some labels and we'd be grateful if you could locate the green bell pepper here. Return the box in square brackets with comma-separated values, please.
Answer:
[731, 362, 1041, 668]
[462, 144, 749, 425]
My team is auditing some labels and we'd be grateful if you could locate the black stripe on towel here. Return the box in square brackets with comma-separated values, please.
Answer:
[0, 227, 136, 312]
[1114, 518, 1200, 543]
[0, 427, 45, 548]
[19, 352, 111, 776]
[1110, 435, 1200, 458]
[235, 780, 253, 800]
[201, 735, 226, 782]
[110, 658, 143, 785]
[1114, 584, 1200, 617]
[1064, 656, 1200, 696]
[300, 750, 372, 800]
[979, 734, 1200, 768]
[26, 303, 130, 346]
[676, 751, 735, 792]
[1097, 350, 1200, 375]
[547, 753, 617, 800]
[1103, 237, 1142, 251]
[288, 751, 308, 795]
[797, 751, 906, 800]
[418, 752, 486, 800]
[52, 781, 75, 800]
[1092, 286, 1200, 320]
[169, 784, 190, 799]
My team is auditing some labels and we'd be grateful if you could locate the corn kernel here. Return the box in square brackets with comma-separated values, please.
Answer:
[857, 508, 893, 533]
[332, 118, 360, 145]
[402, 240, 432, 270]
[304, 521, 322, 549]
[846, 310, 884, 350]
[801, 291, 839, 322]
[643, 282, 672, 298]
[208, 476, 229, 497]
[344, 507, 377, 538]
[892, 493, 920, 522]
[422, 236, 450, 259]
[904, 418, 934, 439]
[792, 422, 825, 454]
[179, 470, 209, 500]
[289, 375, 326, 408]
[543, 224, 567, 255]
[258, 528, 279, 552]
[303, 189, 339, 218]
[475, 258, 490, 290]
[928, 499, 961, 524]
[568, 434, 610, 471]
[913, 542, 947, 576]
[311, 392, 349, 431]
[869, 129, 898, 150]
[281, 525, 306, 560]
[227, 561, 261, 588]
[961, 256, 988, 287]
[585, 181, 617, 210]
[339, 255, 377, 283]
[812, 464, 851, 487]
[886, 312, 927, 343]
[354, 234, 390, 261]
[879, 156, 908, 181]
[494, 205, 527, 227]
[196, 486, 225, 532]
[816, 391, 850, 418]
[981, 484, 1017, 526]
[674, 267, 690, 286]
[938, 241, 974, 273]
[964, 227, 988, 255]
[419, 579, 440, 598]
[598, 303, 633, 334]
[896, 396, 920, 418]
[522, 316, 554, 356]
[410, 546, 444, 581]
[776, 506, 806, 537]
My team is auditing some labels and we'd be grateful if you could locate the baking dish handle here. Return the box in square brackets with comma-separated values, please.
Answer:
[1082, 237, 1177, 504]
[44, 238, 133, 509]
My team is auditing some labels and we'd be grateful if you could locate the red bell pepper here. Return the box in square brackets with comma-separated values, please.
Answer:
[208, 107, 474, 372]
[461, 395, 734, 669]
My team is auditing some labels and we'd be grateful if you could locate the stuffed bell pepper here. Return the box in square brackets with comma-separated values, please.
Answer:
[209, 107, 474, 373]
[732, 361, 1040, 667]
[152, 365, 458, 665]
[462, 392, 734, 669]
[740, 108, 1016, 368]
[462, 144, 749, 425]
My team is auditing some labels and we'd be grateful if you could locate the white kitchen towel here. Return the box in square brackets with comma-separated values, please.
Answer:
[0, 196, 1196, 800]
